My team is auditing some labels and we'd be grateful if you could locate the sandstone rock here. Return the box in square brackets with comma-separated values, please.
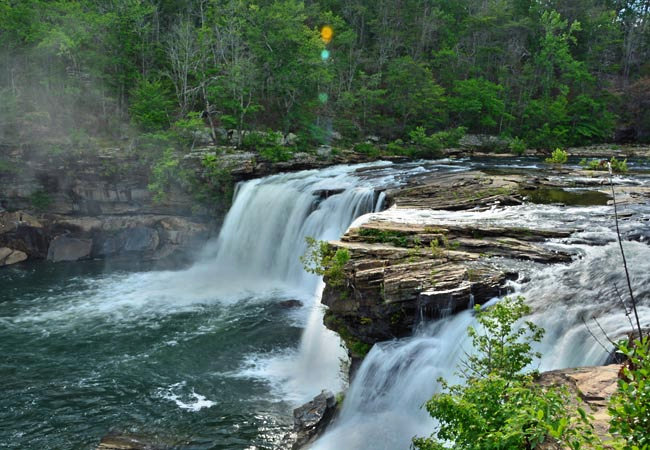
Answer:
[0, 247, 28, 266]
[47, 236, 93, 262]
[292, 390, 337, 449]
[536, 365, 622, 447]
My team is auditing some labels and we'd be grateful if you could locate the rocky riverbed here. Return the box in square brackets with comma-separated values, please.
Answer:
[320, 166, 650, 364]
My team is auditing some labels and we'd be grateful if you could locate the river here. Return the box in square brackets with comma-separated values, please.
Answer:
[1, 158, 649, 449]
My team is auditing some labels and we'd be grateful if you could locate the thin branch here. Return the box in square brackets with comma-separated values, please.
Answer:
[580, 316, 611, 354]
[592, 316, 617, 347]
[614, 282, 636, 332]
[608, 163, 643, 341]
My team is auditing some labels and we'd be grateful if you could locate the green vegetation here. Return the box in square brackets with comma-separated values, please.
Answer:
[545, 148, 569, 164]
[509, 137, 527, 156]
[2, 0, 649, 154]
[609, 336, 650, 448]
[301, 237, 351, 287]
[413, 297, 598, 450]
[324, 310, 372, 357]
[356, 228, 411, 247]
[29, 190, 53, 211]
[580, 157, 629, 173]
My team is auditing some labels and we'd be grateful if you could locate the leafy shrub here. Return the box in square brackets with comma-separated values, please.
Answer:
[509, 137, 527, 156]
[608, 336, 650, 448]
[192, 154, 234, 207]
[147, 147, 179, 203]
[259, 145, 293, 162]
[409, 126, 466, 159]
[29, 190, 52, 211]
[545, 148, 568, 164]
[242, 131, 293, 162]
[301, 237, 351, 287]
[354, 142, 381, 157]
[413, 297, 598, 450]
[579, 156, 628, 173]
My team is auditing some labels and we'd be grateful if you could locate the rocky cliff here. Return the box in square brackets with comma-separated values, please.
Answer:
[320, 167, 650, 362]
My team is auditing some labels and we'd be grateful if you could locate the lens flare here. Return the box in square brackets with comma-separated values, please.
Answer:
[321, 49, 330, 61]
[320, 26, 333, 44]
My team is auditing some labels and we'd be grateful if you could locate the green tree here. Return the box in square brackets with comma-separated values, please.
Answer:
[449, 78, 508, 133]
[129, 79, 175, 131]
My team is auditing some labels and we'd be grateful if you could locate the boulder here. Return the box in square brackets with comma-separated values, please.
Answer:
[0, 247, 28, 266]
[47, 236, 93, 262]
[292, 390, 337, 449]
[278, 299, 304, 309]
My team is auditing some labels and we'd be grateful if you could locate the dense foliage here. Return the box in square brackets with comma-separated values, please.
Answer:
[413, 297, 598, 449]
[2, 0, 650, 151]
[609, 336, 650, 449]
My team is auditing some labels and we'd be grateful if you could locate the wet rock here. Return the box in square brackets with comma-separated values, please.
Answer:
[278, 300, 304, 309]
[0, 247, 28, 266]
[47, 236, 93, 262]
[292, 390, 337, 449]
[97, 433, 169, 450]
[122, 227, 160, 253]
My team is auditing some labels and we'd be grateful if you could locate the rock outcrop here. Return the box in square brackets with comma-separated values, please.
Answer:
[290, 390, 338, 450]
[321, 171, 576, 357]
[536, 364, 622, 447]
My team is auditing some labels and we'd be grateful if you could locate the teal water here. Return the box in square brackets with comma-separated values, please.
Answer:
[0, 260, 304, 449]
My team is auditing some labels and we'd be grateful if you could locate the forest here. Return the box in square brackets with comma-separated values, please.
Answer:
[1, 0, 649, 154]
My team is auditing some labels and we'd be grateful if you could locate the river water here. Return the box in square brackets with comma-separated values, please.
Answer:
[1, 158, 649, 449]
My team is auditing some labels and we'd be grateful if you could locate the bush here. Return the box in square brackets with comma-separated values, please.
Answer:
[301, 237, 351, 287]
[608, 336, 650, 448]
[579, 156, 628, 173]
[509, 137, 527, 156]
[29, 190, 52, 211]
[545, 148, 568, 164]
[408, 126, 467, 159]
[147, 147, 179, 203]
[242, 131, 293, 162]
[354, 142, 381, 157]
[413, 297, 597, 450]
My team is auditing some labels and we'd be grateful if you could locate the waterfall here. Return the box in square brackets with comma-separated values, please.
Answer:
[206, 162, 404, 402]
[314, 222, 650, 449]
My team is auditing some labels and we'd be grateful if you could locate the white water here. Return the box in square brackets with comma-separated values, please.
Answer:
[315, 204, 650, 450]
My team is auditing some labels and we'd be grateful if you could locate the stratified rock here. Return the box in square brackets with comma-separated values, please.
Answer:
[292, 390, 337, 450]
[536, 365, 622, 447]
[0, 247, 28, 266]
[47, 236, 93, 262]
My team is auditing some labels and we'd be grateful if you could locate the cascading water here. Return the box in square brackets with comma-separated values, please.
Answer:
[314, 202, 650, 450]
[1, 161, 441, 449]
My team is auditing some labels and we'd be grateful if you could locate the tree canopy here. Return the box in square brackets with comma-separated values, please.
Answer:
[1, 0, 649, 148]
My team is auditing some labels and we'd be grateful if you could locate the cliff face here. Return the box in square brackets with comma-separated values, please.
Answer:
[0, 146, 214, 267]
[0, 144, 394, 267]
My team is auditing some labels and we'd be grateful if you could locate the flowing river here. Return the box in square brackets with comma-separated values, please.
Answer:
[1, 158, 649, 449]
